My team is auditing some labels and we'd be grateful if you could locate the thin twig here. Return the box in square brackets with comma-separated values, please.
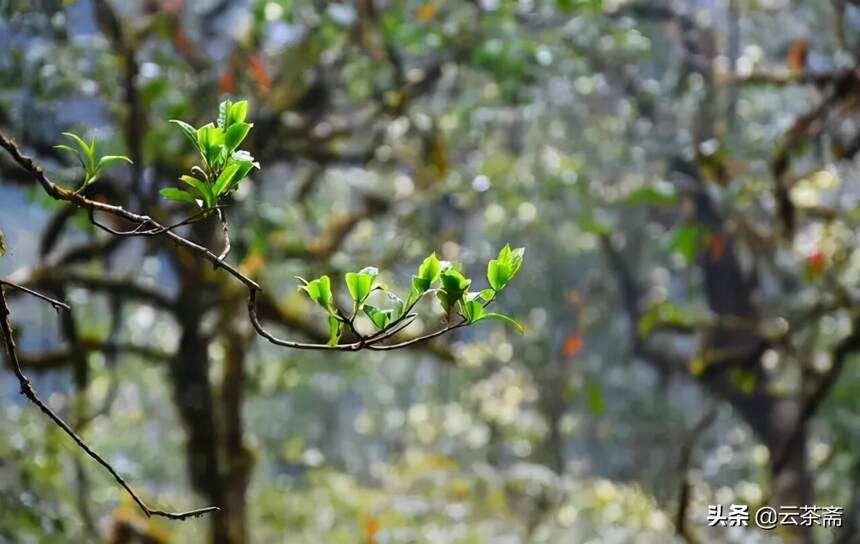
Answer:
[0, 280, 70, 311]
[88, 206, 224, 237]
[367, 318, 468, 350]
[0, 131, 259, 291]
[216, 207, 230, 261]
[0, 283, 219, 520]
[675, 407, 717, 544]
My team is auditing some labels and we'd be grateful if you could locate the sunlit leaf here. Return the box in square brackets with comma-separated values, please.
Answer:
[476, 312, 524, 334]
[345, 271, 375, 305]
[224, 122, 252, 152]
[327, 314, 344, 346]
[363, 305, 393, 329]
[226, 100, 248, 126]
[169, 119, 200, 150]
[437, 268, 471, 315]
[213, 163, 241, 197]
[96, 155, 133, 171]
[159, 187, 198, 204]
[298, 275, 334, 313]
[179, 175, 213, 207]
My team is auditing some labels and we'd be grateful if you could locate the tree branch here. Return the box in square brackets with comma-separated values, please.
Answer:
[0, 282, 218, 520]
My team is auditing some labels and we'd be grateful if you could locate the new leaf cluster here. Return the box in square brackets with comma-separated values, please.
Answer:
[162, 99, 259, 208]
[54, 132, 132, 191]
[297, 245, 525, 346]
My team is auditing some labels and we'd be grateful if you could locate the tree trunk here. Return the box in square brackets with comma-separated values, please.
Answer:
[222, 329, 252, 544]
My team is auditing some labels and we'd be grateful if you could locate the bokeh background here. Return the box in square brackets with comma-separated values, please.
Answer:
[1, 1, 860, 543]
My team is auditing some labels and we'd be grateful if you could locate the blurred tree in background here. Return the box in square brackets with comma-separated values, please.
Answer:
[3, 1, 860, 543]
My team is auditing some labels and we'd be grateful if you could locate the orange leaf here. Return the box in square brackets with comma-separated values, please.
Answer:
[363, 517, 380, 544]
[563, 334, 583, 359]
[172, 28, 193, 57]
[416, 3, 435, 22]
[218, 69, 236, 93]
[247, 54, 272, 90]
[708, 235, 725, 262]
[806, 249, 825, 276]
[788, 40, 808, 72]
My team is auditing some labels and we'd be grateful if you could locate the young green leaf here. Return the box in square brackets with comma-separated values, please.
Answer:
[345, 271, 375, 305]
[476, 289, 496, 304]
[298, 275, 334, 313]
[487, 244, 524, 290]
[411, 275, 432, 294]
[408, 253, 443, 306]
[213, 163, 241, 197]
[226, 100, 248, 127]
[509, 247, 524, 278]
[437, 268, 471, 315]
[475, 312, 524, 334]
[170, 119, 201, 150]
[224, 122, 252, 152]
[217, 99, 231, 129]
[224, 160, 257, 193]
[363, 305, 394, 329]
[417, 253, 441, 283]
[487, 259, 511, 291]
[197, 124, 224, 168]
[56, 133, 132, 188]
[462, 298, 485, 322]
[96, 155, 133, 171]
[54, 144, 87, 169]
[179, 175, 214, 207]
[160, 187, 198, 204]
[61, 132, 94, 167]
[327, 315, 344, 346]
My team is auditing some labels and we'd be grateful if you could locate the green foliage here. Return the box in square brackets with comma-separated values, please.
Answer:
[586, 383, 606, 415]
[362, 305, 394, 329]
[668, 225, 698, 265]
[462, 296, 524, 334]
[408, 252, 442, 306]
[622, 182, 678, 207]
[637, 301, 692, 338]
[436, 268, 471, 316]
[327, 315, 344, 347]
[297, 275, 335, 314]
[345, 267, 378, 307]
[0, 230, 4, 257]
[296, 247, 525, 343]
[54, 132, 132, 190]
[486, 244, 524, 291]
[161, 99, 259, 208]
[296, 275, 343, 345]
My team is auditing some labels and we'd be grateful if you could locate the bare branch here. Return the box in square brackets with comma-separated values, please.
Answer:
[216, 207, 231, 261]
[0, 283, 218, 520]
[675, 406, 717, 544]
[0, 280, 70, 311]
